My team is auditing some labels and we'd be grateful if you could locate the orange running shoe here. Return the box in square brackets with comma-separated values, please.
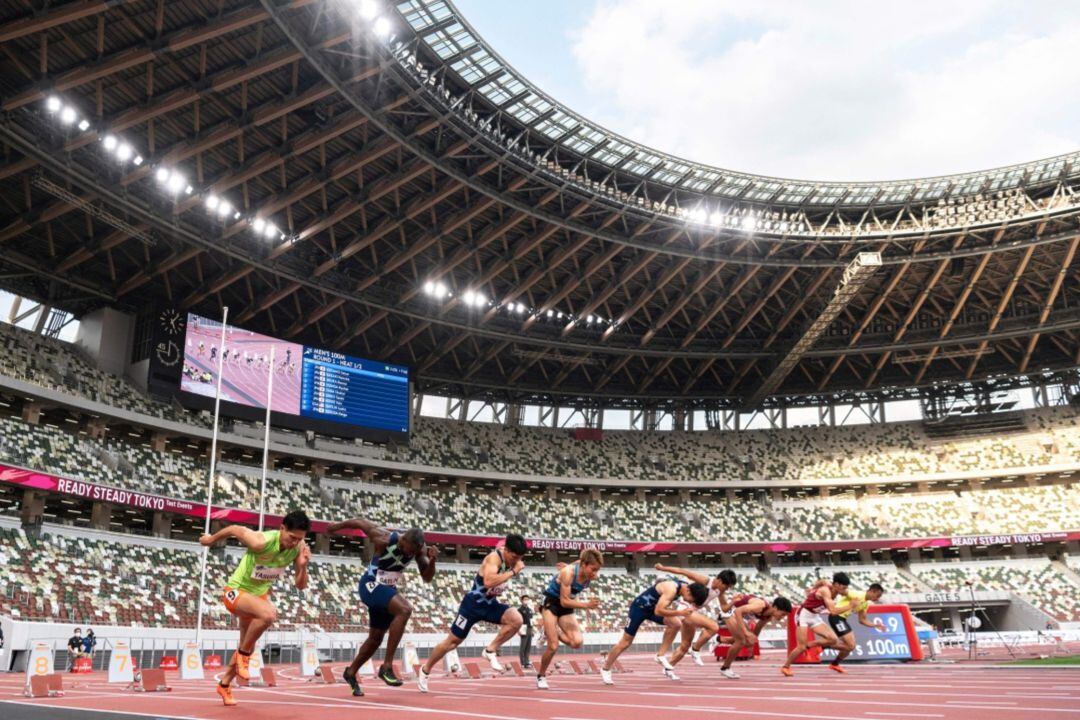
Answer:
[216, 683, 237, 706]
[232, 651, 251, 680]
[829, 664, 847, 674]
[780, 667, 794, 677]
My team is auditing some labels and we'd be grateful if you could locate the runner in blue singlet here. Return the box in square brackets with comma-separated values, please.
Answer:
[417, 534, 528, 693]
[535, 548, 604, 689]
[326, 517, 436, 695]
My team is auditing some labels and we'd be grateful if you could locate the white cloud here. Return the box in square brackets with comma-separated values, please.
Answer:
[568, 0, 1080, 180]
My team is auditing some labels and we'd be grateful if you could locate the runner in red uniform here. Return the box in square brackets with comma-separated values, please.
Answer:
[717, 594, 793, 679]
[781, 572, 850, 677]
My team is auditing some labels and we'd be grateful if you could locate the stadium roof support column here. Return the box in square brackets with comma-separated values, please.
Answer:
[744, 252, 882, 408]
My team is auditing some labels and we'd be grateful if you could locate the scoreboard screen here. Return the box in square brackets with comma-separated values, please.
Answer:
[300, 348, 409, 433]
[156, 310, 410, 442]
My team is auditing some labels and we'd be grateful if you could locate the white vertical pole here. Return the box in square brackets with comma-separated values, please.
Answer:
[195, 307, 230, 644]
[258, 346, 275, 532]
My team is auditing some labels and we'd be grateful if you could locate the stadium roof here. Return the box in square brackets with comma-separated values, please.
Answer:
[0, 0, 1077, 407]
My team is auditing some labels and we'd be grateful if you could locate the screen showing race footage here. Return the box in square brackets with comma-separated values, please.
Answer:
[180, 313, 409, 434]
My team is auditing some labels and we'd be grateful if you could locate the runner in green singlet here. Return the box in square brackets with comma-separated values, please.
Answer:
[200, 510, 311, 706]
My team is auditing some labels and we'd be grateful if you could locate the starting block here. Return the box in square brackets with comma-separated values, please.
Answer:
[132, 668, 171, 693]
[569, 660, 586, 675]
[237, 669, 270, 690]
[313, 665, 337, 684]
[237, 667, 272, 688]
[464, 662, 483, 679]
[24, 673, 64, 698]
[587, 660, 601, 674]
[509, 660, 525, 676]
[443, 649, 462, 675]
[612, 659, 629, 673]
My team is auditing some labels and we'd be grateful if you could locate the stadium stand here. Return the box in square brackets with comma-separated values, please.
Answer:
[2, 411, 1079, 542]
[2, 320, 1078, 489]
[3, 523, 1078, 633]
[911, 558, 1080, 622]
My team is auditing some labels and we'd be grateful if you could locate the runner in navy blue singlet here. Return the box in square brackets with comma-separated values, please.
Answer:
[535, 549, 604, 689]
[418, 534, 529, 693]
[652, 563, 740, 669]
[326, 517, 437, 695]
[598, 577, 710, 686]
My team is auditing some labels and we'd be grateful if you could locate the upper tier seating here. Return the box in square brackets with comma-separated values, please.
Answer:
[1, 317, 1078, 487]
[2, 414, 1078, 543]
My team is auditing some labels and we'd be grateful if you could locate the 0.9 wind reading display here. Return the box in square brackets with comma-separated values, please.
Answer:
[819, 612, 914, 661]
[300, 348, 409, 433]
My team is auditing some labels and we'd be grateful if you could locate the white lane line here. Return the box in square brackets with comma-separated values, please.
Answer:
[875, 714, 944, 718]
[459, 686, 1080, 716]
[945, 700, 1017, 705]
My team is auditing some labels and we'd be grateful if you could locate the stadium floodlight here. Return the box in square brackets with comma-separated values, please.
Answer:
[358, 0, 379, 20]
[709, 212, 724, 227]
[103, 135, 118, 151]
[372, 16, 392, 38]
[546, 309, 554, 318]
[218, 200, 232, 218]
[205, 195, 220, 211]
[263, 222, 279, 239]
[166, 172, 186, 194]
[59, 106, 77, 125]
[132, 155, 143, 166]
[77, 119, 90, 131]
[252, 217, 266, 234]
[155, 167, 170, 184]
[741, 214, 756, 231]
[116, 143, 133, 162]
[46, 96, 61, 112]
[423, 280, 435, 295]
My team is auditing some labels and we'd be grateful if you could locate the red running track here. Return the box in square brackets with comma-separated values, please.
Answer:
[3, 652, 1079, 720]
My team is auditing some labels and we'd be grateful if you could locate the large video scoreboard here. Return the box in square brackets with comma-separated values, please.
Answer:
[148, 309, 409, 442]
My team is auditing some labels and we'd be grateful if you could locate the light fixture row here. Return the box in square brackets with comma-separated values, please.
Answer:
[44, 95, 286, 241]
[422, 280, 612, 328]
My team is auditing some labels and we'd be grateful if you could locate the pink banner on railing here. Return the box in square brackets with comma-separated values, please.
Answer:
[1, 462, 1077, 552]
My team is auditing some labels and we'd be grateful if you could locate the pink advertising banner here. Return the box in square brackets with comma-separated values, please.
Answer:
[2, 463, 1076, 552]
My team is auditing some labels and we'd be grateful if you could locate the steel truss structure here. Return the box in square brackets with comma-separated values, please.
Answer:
[0, 0, 1076, 410]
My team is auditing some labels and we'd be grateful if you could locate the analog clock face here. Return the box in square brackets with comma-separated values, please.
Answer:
[155, 340, 181, 367]
[160, 308, 184, 335]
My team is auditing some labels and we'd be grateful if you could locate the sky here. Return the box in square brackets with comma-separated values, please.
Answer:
[453, 0, 1080, 181]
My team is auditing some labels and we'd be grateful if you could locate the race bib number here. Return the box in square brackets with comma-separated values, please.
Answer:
[225, 588, 239, 603]
[252, 565, 287, 581]
[834, 618, 850, 633]
[454, 615, 469, 630]
[375, 570, 403, 587]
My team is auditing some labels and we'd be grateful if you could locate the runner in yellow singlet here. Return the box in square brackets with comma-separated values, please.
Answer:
[827, 583, 886, 672]
[200, 510, 311, 706]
